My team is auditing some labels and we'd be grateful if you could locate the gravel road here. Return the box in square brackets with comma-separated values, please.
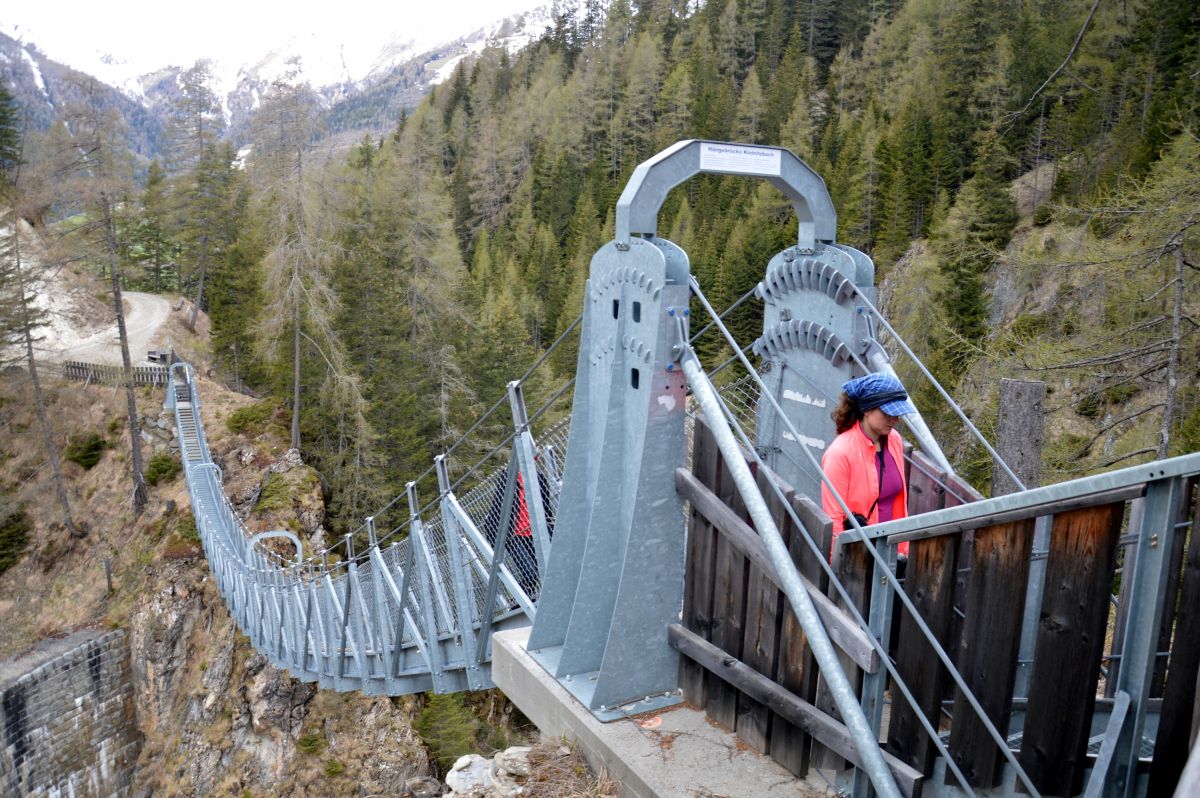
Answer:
[40, 292, 172, 366]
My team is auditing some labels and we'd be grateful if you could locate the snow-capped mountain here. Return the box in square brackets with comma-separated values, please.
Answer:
[2, 1, 588, 154]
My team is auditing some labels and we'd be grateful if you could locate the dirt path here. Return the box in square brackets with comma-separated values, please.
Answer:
[37, 292, 173, 366]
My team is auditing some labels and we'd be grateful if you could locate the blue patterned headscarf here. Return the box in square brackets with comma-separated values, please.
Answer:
[842, 373, 916, 417]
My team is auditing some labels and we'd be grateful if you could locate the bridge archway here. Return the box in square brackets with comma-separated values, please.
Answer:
[615, 140, 837, 253]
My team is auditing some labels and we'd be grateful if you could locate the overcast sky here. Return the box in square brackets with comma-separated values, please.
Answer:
[4, 0, 544, 87]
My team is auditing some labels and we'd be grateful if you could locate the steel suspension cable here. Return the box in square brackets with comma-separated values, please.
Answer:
[854, 292, 1026, 492]
[688, 275, 1043, 797]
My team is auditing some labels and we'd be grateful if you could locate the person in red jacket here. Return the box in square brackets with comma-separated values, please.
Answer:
[820, 373, 915, 561]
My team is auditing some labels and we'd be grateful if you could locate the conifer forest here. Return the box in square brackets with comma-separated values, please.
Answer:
[2, 0, 1198, 535]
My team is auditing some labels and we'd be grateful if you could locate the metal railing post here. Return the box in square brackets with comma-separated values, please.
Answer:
[1104, 476, 1184, 798]
[853, 537, 897, 798]
[476, 456, 521, 664]
[508, 380, 552, 574]
[408, 483, 449, 692]
[437, 455, 484, 687]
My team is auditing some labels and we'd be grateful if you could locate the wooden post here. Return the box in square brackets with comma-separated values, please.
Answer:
[993, 379, 1045, 496]
[999, 379, 1046, 703]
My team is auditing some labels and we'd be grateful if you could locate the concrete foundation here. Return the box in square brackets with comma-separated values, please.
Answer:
[492, 628, 829, 798]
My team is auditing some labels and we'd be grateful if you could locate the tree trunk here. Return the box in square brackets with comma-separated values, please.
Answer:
[1158, 247, 1184, 459]
[102, 191, 148, 515]
[14, 229, 80, 536]
[188, 232, 209, 332]
[292, 297, 302, 450]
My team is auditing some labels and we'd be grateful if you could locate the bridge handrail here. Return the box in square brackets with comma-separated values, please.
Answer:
[845, 452, 1200, 548]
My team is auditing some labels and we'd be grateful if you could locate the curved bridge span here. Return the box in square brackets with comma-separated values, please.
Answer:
[167, 364, 562, 695]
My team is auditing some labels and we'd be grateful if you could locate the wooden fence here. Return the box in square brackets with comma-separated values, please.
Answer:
[880, 473, 1199, 795]
[62, 360, 170, 387]
[674, 416, 1200, 797]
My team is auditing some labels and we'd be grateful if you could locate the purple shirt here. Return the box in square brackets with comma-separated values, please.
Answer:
[876, 448, 903, 522]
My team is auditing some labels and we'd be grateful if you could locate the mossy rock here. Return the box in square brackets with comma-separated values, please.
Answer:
[255, 473, 292, 512]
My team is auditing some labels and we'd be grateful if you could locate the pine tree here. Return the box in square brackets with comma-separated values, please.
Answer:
[128, 161, 178, 292]
[733, 69, 767, 142]
[164, 61, 230, 332]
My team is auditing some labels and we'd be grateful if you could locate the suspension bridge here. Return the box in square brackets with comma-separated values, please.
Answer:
[167, 141, 1200, 798]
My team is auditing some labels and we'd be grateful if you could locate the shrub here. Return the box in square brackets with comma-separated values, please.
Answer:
[1075, 393, 1102, 419]
[226, 401, 277, 434]
[296, 731, 325, 755]
[145, 452, 182, 486]
[0, 502, 32, 575]
[177, 514, 199, 544]
[323, 759, 344, 777]
[1032, 204, 1054, 226]
[66, 433, 108, 469]
[1104, 383, 1141, 404]
[415, 693, 482, 773]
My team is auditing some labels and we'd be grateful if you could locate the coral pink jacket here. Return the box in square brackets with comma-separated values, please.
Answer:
[820, 422, 909, 556]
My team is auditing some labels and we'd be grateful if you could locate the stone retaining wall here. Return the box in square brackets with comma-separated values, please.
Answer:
[0, 630, 142, 797]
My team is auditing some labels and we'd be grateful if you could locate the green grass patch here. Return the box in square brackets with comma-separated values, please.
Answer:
[176, 514, 199, 544]
[65, 433, 108, 469]
[323, 759, 344, 777]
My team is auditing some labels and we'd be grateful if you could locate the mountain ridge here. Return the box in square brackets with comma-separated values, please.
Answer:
[1, 1, 584, 155]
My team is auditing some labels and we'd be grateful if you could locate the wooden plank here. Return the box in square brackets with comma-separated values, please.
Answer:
[907, 451, 947, 517]
[1018, 503, 1123, 797]
[1148, 478, 1200, 795]
[675, 468, 878, 672]
[706, 449, 749, 730]
[680, 417, 721, 708]
[772, 494, 833, 777]
[886, 533, 960, 775]
[668, 623, 924, 798]
[812, 537, 873, 772]
[735, 468, 791, 754]
[947, 519, 1034, 788]
[943, 471, 985, 507]
[888, 484, 1145, 545]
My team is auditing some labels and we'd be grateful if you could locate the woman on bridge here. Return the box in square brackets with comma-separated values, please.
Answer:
[820, 373, 915, 561]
